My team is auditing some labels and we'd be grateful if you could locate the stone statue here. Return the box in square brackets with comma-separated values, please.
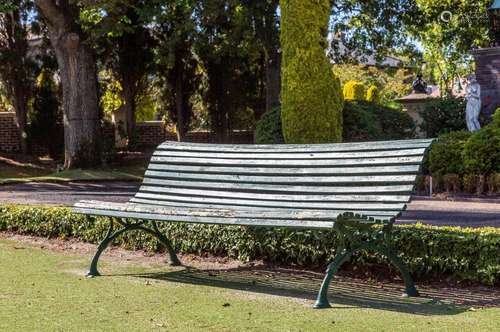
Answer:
[412, 74, 428, 94]
[465, 74, 481, 132]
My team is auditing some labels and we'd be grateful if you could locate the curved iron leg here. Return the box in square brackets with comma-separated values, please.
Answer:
[313, 248, 353, 309]
[150, 221, 181, 266]
[382, 248, 419, 297]
[86, 220, 129, 277]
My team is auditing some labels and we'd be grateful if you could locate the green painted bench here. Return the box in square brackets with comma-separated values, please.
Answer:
[73, 138, 433, 309]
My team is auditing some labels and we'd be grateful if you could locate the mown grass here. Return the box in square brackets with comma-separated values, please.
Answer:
[0, 159, 146, 185]
[0, 239, 498, 332]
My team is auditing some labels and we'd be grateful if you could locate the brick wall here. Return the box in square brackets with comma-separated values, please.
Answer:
[135, 121, 254, 147]
[1, 115, 254, 155]
[0, 112, 20, 152]
[472, 47, 500, 119]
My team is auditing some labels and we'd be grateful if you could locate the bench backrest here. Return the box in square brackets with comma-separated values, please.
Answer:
[130, 139, 433, 222]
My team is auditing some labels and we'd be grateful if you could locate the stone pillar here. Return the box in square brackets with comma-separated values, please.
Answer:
[396, 94, 434, 138]
[471, 47, 500, 119]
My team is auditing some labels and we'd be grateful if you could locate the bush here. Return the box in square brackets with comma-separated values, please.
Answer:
[1, 204, 498, 285]
[332, 64, 412, 104]
[28, 68, 63, 158]
[420, 97, 466, 138]
[255, 108, 285, 144]
[428, 131, 471, 176]
[365, 84, 380, 103]
[280, 0, 343, 143]
[463, 124, 500, 175]
[343, 80, 366, 101]
[342, 101, 415, 142]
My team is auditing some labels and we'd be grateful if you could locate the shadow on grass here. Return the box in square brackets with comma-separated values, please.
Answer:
[116, 266, 492, 316]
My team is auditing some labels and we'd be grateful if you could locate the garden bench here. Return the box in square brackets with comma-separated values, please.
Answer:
[73, 138, 433, 308]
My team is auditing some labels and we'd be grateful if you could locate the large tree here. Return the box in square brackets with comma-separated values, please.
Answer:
[35, 0, 101, 168]
[195, 0, 263, 142]
[89, 0, 154, 143]
[155, 0, 200, 141]
[0, 0, 36, 153]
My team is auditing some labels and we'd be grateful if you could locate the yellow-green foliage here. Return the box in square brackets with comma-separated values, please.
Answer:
[366, 85, 381, 103]
[343, 81, 366, 101]
[280, 0, 343, 143]
[332, 64, 412, 102]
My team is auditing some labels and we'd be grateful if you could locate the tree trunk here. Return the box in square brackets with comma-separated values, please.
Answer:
[0, 8, 31, 154]
[36, 0, 101, 169]
[265, 49, 281, 113]
[13, 97, 28, 154]
[119, 80, 137, 141]
[174, 77, 186, 142]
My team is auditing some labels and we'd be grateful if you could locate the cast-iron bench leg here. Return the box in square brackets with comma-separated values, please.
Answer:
[86, 219, 181, 277]
[87, 219, 128, 277]
[382, 248, 419, 297]
[150, 221, 181, 266]
[313, 247, 352, 309]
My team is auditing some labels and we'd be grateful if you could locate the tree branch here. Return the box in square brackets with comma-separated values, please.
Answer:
[35, 0, 66, 30]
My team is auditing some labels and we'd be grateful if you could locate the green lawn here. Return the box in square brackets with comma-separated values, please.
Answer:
[0, 239, 498, 331]
[0, 157, 147, 185]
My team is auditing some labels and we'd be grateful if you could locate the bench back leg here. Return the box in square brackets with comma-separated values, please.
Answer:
[313, 241, 419, 309]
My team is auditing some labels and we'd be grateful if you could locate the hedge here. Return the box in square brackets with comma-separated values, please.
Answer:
[343, 80, 366, 101]
[365, 84, 380, 103]
[255, 107, 285, 144]
[280, 0, 343, 143]
[0, 204, 498, 286]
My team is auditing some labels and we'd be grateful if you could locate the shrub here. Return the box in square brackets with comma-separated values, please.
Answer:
[280, 0, 343, 143]
[342, 101, 414, 142]
[463, 125, 500, 175]
[487, 173, 500, 194]
[0, 204, 498, 285]
[255, 108, 285, 144]
[332, 64, 412, 104]
[420, 97, 466, 138]
[365, 84, 380, 103]
[428, 131, 471, 176]
[29, 68, 63, 158]
[343, 80, 366, 101]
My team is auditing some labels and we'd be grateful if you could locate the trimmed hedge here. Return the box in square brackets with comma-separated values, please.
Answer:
[365, 84, 380, 103]
[255, 107, 285, 144]
[343, 81, 366, 101]
[0, 204, 498, 286]
[342, 101, 415, 142]
[280, 0, 343, 143]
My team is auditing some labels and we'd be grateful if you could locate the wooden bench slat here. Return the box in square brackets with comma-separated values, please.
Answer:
[158, 139, 434, 153]
[138, 186, 411, 203]
[73, 207, 339, 229]
[128, 198, 402, 218]
[150, 156, 424, 167]
[134, 192, 407, 211]
[75, 200, 394, 221]
[141, 178, 415, 194]
[153, 148, 426, 160]
[146, 164, 422, 176]
[144, 171, 417, 185]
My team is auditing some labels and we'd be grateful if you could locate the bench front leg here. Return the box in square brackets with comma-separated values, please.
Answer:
[86, 219, 181, 277]
[313, 246, 352, 309]
[87, 219, 124, 277]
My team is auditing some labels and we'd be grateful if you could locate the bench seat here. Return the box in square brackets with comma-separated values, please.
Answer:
[74, 200, 402, 229]
[73, 138, 433, 309]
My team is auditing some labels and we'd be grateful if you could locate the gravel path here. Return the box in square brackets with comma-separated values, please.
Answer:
[1, 182, 499, 227]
